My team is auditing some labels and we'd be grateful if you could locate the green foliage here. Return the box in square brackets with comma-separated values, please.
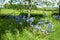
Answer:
[0, 14, 60, 40]
[1, 29, 38, 40]
[4, 4, 37, 10]
[0, 8, 1, 12]
[4, 4, 12, 9]
[0, 8, 59, 40]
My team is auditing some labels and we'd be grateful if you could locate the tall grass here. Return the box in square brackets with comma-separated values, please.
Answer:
[1, 16, 60, 40]
[0, 9, 60, 40]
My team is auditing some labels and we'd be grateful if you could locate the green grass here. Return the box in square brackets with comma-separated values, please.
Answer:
[0, 9, 19, 15]
[44, 16, 60, 40]
[0, 9, 58, 16]
[1, 16, 60, 40]
[0, 9, 60, 40]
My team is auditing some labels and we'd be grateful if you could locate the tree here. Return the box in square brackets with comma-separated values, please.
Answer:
[0, 5, 2, 13]
[0, 0, 5, 13]
[25, 0, 32, 17]
[9, 0, 13, 8]
[28, 0, 31, 17]
[58, 0, 60, 14]
[44, 1, 51, 8]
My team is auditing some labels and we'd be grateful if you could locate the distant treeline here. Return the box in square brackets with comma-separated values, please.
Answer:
[4, 4, 58, 11]
[4, 4, 37, 10]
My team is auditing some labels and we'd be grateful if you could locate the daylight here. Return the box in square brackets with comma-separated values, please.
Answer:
[0, 0, 60, 40]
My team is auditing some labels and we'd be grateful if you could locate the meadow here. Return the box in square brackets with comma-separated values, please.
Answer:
[0, 8, 60, 40]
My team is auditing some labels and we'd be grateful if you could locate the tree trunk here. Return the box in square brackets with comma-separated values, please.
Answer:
[0, 5, 1, 13]
[28, 5, 31, 17]
[28, 0, 31, 17]
[59, 5, 60, 14]
[58, 1, 60, 15]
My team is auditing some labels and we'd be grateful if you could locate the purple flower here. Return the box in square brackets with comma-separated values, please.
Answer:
[41, 29, 45, 34]
[41, 30, 49, 34]
[37, 22, 44, 25]
[34, 25, 41, 30]
[41, 29, 45, 32]
[26, 17, 35, 24]
[53, 15, 59, 19]
[46, 23, 53, 29]
[46, 23, 54, 32]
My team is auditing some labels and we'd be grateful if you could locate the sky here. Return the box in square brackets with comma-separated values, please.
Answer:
[0, 0, 59, 8]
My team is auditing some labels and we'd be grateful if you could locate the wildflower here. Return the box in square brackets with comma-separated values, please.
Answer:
[46, 23, 54, 32]
[26, 17, 35, 24]
[41, 29, 45, 32]
[41, 29, 45, 34]
[37, 22, 44, 25]
[46, 23, 53, 29]
[34, 25, 41, 30]
[53, 15, 59, 19]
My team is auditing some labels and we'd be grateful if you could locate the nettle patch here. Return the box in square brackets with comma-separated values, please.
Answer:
[15, 15, 54, 34]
